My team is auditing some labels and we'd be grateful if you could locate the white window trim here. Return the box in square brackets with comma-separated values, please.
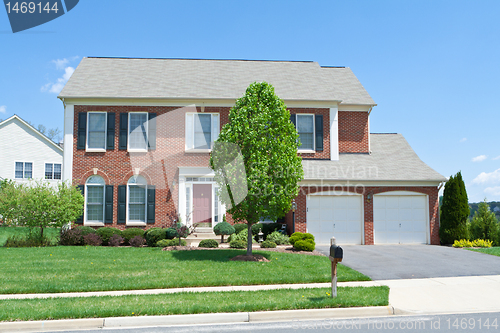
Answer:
[296, 113, 315, 152]
[84, 177, 105, 226]
[86, 112, 107, 153]
[185, 113, 219, 152]
[44, 162, 62, 181]
[14, 161, 34, 179]
[127, 112, 149, 153]
[126, 176, 147, 226]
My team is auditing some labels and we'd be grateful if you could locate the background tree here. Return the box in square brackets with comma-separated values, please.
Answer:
[439, 171, 470, 244]
[469, 199, 499, 245]
[210, 82, 304, 256]
[0, 180, 84, 240]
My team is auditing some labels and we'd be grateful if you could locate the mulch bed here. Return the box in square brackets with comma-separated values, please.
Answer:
[161, 245, 325, 256]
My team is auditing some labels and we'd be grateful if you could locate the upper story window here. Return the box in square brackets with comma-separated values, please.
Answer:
[15, 162, 32, 179]
[290, 113, 323, 152]
[87, 112, 107, 151]
[296, 114, 314, 150]
[128, 112, 148, 151]
[185, 113, 219, 150]
[45, 163, 62, 180]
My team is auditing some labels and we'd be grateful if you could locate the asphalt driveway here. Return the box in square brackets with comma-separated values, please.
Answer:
[316, 244, 500, 280]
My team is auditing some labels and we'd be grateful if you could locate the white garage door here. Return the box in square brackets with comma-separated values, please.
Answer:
[307, 195, 363, 245]
[373, 195, 428, 244]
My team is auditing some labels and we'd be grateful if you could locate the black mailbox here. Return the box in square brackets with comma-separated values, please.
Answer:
[330, 244, 343, 260]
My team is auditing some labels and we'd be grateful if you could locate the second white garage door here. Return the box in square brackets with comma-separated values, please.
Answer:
[373, 194, 428, 244]
[307, 195, 363, 245]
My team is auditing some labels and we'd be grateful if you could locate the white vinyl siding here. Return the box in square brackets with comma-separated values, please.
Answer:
[296, 114, 314, 150]
[0, 117, 63, 184]
[128, 113, 148, 151]
[87, 112, 106, 150]
[185, 113, 219, 150]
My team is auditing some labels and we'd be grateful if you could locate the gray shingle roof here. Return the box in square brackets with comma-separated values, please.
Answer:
[302, 134, 446, 182]
[59, 58, 375, 105]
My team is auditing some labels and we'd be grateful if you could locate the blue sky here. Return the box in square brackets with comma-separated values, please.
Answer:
[1, 0, 499, 202]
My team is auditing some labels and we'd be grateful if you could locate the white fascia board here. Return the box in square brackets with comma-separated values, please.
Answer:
[299, 180, 443, 187]
[63, 104, 74, 183]
[59, 98, 340, 109]
[338, 105, 373, 112]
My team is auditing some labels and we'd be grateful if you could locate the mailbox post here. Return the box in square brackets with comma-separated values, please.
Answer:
[328, 237, 343, 297]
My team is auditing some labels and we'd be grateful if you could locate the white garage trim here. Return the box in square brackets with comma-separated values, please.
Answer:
[306, 193, 364, 245]
[373, 192, 429, 244]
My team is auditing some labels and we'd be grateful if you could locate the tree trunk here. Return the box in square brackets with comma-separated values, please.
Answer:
[221, 235, 224, 243]
[178, 237, 181, 246]
[247, 223, 252, 256]
[40, 226, 44, 239]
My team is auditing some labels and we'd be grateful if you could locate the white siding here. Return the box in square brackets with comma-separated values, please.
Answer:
[0, 117, 63, 185]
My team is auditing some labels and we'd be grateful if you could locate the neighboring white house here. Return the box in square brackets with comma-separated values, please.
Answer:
[0, 115, 63, 185]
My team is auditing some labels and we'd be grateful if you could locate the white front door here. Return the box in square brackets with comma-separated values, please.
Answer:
[373, 195, 428, 244]
[307, 195, 363, 245]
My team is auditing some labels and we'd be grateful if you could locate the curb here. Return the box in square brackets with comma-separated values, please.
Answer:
[0, 306, 396, 332]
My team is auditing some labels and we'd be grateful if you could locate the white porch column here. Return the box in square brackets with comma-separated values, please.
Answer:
[330, 106, 339, 161]
[63, 104, 74, 182]
[178, 176, 187, 225]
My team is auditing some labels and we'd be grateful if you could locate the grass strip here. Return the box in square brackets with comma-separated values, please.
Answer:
[0, 286, 389, 322]
[0, 247, 369, 294]
[468, 247, 500, 257]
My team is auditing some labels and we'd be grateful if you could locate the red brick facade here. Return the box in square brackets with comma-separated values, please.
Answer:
[284, 185, 440, 245]
[338, 111, 369, 153]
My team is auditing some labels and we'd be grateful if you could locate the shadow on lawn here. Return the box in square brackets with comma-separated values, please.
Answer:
[170, 249, 272, 262]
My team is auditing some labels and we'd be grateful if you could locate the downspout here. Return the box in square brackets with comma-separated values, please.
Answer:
[368, 106, 373, 154]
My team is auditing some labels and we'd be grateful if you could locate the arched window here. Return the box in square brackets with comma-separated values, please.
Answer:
[127, 175, 147, 223]
[86, 175, 105, 223]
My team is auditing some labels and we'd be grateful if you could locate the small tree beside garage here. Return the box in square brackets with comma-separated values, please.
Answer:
[210, 82, 304, 257]
[439, 171, 470, 244]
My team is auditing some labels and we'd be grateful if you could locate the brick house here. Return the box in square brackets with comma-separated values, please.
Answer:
[59, 57, 446, 245]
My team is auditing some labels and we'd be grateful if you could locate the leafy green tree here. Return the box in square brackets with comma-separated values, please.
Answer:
[210, 82, 304, 256]
[469, 199, 499, 245]
[439, 171, 470, 244]
[0, 180, 84, 240]
[213, 216, 235, 243]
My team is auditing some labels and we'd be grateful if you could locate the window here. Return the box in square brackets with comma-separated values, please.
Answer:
[127, 175, 147, 222]
[185, 113, 219, 150]
[45, 163, 62, 180]
[87, 112, 106, 150]
[86, 175, 105, 223]
[15, 162, 32, 179]
[296, 114, 314, 150]
[128, 113, 148, 151]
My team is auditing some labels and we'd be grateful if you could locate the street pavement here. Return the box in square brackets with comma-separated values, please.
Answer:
[316, 244, 500, 280]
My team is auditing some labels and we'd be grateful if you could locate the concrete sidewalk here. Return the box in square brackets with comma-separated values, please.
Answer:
[1, 275, 500, 332]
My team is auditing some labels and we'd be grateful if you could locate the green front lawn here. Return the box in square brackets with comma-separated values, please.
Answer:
[0, 226, 60, 246]
[0, 286, 389, 322]
[0, 246, 369, 294]
[468, 247, 500, 257]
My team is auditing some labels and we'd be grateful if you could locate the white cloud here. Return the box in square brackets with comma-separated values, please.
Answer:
[493, 155, 500, 161]
[472, 155, 487, 162]
[485, 186, 500, 196]
[472, 168, 500, 184]
[41, 66, 75, 94]
[0, 105, 6, 114]
[459, 137, 467, 143]
[52, 58, 69, 70]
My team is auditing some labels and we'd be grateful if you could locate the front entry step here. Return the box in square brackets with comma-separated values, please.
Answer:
[186, 232, 221, 246]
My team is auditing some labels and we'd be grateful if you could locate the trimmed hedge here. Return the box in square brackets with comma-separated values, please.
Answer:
[145, 228, 167, 247]
[156, 238, 187, 247]
[294, 239, 315, 252]
[213, 222, 235, 243]
[229, 239, 246, 249]
[121, 228, 145, 244]
[289, 232, 314, 246]
[165, 227, 178, 240]
[96, 227, 122, 246]
[198, 239, 219, 248]
[266, 231, 290, 245]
